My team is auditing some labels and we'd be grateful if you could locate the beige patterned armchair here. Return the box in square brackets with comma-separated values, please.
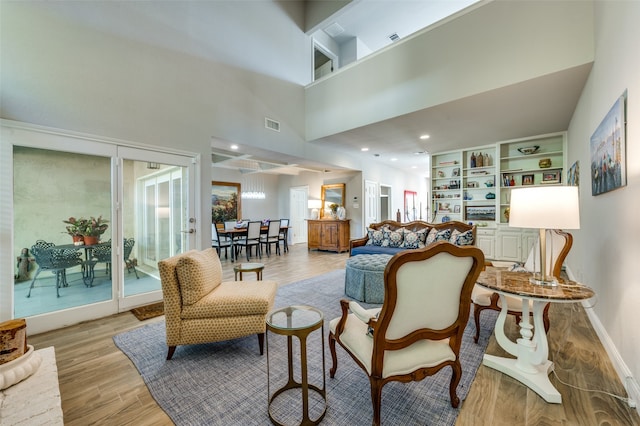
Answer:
[158, 248, 277, 360]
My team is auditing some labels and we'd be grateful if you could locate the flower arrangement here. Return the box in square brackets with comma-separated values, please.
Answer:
[329, 203, 339, 213]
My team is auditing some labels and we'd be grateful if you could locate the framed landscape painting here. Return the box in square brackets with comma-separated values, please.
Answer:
[465, 206, 495, 221]
[590, 94, 626, 196]
[211, 181, 241, 224]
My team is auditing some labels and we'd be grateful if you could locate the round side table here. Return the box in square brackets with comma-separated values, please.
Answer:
[234, 262, 264, 281]
[266, 305, 326, 426]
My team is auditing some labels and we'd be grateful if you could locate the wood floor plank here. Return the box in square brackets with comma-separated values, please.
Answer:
[26, 244, 639, 425]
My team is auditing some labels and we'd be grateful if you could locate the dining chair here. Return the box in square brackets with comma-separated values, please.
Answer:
[212, 224, 231, 259]
[259, 220, 281, 257]
[329, 242, 485, 425]
[27, 240, 84, 298]
[278, 218, 289, 252]
[471, 229, 573, 343]
[235, 221, 262, 261]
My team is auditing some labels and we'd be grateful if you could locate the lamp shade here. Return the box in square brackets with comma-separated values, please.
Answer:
[509, 186, 580, 230]
[308, 199, 322, 209]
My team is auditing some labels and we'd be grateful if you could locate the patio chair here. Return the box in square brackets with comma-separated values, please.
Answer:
[27, 240, 83, 298]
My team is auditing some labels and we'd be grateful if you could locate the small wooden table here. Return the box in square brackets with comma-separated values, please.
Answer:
[233, 262, 264, 281]
[476, 268, 595, 403]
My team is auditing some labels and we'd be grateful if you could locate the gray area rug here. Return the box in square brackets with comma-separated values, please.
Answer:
[114, 269, 498, 425]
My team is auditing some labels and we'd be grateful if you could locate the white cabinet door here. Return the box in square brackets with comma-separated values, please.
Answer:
[498, 231, 521, 261]
[476, 229, 496, 260]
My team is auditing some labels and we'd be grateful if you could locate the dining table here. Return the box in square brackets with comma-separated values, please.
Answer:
[218, 225, 289, 262]
[53, 242, 110, 287]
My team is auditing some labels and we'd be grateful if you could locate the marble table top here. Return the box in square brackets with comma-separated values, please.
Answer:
[477, 267, 595, 302]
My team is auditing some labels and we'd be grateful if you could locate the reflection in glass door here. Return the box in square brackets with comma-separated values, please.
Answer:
[124, 162, 188, 297]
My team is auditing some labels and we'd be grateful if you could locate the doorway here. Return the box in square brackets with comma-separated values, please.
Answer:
[289, 186, 309, 245]
[380, 184, 392, 221]
[314, 42, 337, 81]
[1, 124, 197, 333]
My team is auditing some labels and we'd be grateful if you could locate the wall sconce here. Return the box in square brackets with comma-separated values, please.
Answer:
[147, 162, 160, 170]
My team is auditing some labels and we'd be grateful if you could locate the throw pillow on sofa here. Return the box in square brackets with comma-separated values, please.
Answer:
[426, 228, 451, 244]
[402, 228, 427, 249]
[450, 229, 474, 246]
[382, 228, 404, 248]
[366, 228, 385, 246]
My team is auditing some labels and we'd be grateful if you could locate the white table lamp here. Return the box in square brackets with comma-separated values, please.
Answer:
[509, 186, 580, 286]
[308, 199, 322, 220]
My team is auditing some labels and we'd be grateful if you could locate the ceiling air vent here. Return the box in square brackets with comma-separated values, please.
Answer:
[265, 117, 280, 132]
[388, 33, 399, 42]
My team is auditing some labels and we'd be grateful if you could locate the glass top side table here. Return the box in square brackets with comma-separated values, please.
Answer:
[233, 262, 265, 281]
[266, 305, 326, 425]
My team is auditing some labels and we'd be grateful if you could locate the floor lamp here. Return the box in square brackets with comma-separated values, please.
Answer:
[508, 186, 580, 286]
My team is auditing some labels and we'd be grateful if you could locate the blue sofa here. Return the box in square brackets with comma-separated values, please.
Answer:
[349, 220, 476, 256]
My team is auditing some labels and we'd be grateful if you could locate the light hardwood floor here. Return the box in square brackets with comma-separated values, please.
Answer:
[28, 244, 639, 425]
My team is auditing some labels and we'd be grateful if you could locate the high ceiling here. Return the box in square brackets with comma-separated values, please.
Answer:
[34, 0, 590, 177]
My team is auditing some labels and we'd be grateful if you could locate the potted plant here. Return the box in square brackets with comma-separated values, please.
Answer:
[63, 217, 88, 244]
[79, 216, 109, 245]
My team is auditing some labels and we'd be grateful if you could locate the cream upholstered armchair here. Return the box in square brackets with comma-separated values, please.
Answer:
[329, 242, 485, 426]
[471, 229, 573, 343]
[158, 248, 277, 360]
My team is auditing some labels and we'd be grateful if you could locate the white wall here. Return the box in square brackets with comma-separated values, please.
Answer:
[0, 2, 310, 248]
[566, 0, 640, 405]
[306, 0, 594, 140]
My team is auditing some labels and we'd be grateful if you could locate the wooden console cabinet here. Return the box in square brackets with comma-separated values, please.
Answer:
[307, 219, 350, 253]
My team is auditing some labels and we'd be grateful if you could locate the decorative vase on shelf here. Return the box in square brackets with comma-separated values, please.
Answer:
[337, 206, 346, 220]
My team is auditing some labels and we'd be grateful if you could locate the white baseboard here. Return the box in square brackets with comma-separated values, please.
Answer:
[566, 267, 639, 411]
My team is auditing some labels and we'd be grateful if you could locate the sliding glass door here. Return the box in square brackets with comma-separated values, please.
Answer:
[118, 149, 195, 309]
[1, 123, 197, 333]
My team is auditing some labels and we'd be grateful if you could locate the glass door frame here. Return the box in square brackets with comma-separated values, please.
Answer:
[0, 121, 199, 334]
[117, 146, 197, 311]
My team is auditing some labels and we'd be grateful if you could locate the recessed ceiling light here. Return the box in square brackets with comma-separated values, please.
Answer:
[419, 134, 430, 140]
[411, 166, 417, 169]
[390, 158, 398, 162]
[361, 147, 369, 152]
[230, 144, 239, 150]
